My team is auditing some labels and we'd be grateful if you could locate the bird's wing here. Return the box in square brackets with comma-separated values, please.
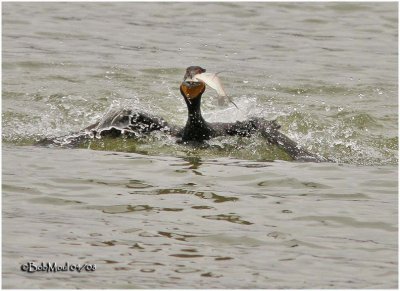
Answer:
[94, 107, 132, 131]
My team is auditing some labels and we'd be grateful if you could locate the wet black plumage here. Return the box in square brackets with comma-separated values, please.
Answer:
[37, 66, 329, 162]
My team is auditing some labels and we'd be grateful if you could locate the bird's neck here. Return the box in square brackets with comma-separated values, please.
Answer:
[182, 96, 213, 141]
[186, 97, 206, 124]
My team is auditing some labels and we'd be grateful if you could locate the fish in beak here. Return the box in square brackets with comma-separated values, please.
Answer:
[193, 71, 238, 108]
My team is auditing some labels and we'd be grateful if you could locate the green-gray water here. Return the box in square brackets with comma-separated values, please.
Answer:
[2, 2, 398, 288]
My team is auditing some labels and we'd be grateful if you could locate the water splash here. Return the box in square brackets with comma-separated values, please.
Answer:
[3, 86, 397, 166]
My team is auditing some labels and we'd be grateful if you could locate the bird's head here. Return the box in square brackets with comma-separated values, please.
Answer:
[180, 66, 206, 101]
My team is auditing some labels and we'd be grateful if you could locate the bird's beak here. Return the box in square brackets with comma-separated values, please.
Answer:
[183, 71, 191, 81]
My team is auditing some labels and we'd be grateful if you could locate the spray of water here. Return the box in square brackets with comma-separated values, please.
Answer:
[3, 85, 397, 166]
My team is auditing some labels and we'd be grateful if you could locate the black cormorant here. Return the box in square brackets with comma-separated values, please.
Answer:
[38, 66, 328, 162]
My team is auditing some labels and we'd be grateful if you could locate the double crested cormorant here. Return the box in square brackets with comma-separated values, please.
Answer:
[38, 66, 328, 162]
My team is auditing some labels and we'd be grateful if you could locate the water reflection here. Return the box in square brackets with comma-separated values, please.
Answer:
[183, 156, 202, 170]
[156, 188, 239, 203]
[90, 204, 183, 214]
[158, 231, 197, 242]
[202, 214, 253, 225]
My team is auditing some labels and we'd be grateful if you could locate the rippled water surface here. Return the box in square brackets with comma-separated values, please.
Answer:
[2, 2, 398, 288]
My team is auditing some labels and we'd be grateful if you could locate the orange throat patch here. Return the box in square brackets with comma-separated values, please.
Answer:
[180, 82, 205, 100]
